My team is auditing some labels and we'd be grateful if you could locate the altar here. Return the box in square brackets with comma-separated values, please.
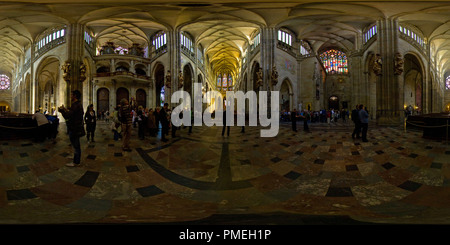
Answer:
[0, 112, 59, 140]
[406, 113, 450, 140]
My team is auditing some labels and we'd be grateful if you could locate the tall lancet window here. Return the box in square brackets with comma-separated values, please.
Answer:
[319, 49, 348, 74]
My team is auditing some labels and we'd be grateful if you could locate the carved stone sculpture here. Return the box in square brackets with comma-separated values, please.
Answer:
[61, 61, 71, 82]
[271, 66, 278, 86]
[373, 54, 382, 76]
[256, 68, 263, 88]
[79, 63, 87, 82]
[165, 70, 171, 88]
[394, 52, 404, 75]
[178, 71, 184, 89]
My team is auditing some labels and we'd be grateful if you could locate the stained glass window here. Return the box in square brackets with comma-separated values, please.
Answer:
[319, 49, 348, 74]
[216, 73, 233, 91]
[0, 75, 10, 90]
[222, 75, 227, 87]
[217, 74, 222, 87]
[160, 86, 165, 106]
[115, 46, 128, 55]
[446, 75, 450, 90]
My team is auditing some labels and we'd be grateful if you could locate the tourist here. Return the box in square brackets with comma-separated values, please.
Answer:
[137, 106, 145, 140]
[32, 110, 50, 142]
[303, 110, 311, 132]
[159, 103, 169, 142]
[119, 98, 132, 151]
[147, 108, 156, 137]
[359, 104, 369, 142]
[58, 90, 84, 167]
[222, 106, 230, 136]
[111, 106, 122, 141]
[291, 109, 299, 132]
[351, 105, 361, 139]
[84, 104, 96, 143]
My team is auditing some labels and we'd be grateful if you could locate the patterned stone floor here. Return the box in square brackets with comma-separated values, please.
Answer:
[0, 120, 449, 225]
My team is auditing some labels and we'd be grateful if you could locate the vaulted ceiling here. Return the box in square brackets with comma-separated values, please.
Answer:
[1, 0, 450, 83]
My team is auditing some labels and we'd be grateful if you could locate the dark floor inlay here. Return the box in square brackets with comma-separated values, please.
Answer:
[136, 147, 252, 191]
[87, 155, 96, 160]
[126, 165, 139, 172]
[280, 143, 290, 147]
[271, 157, 282, 163]
[108, 144, 114, 147]
[375, 150, 384, 154]
[351, 151, 360, 155]
[74, 171, 100, 188]
[408, 153, 418, 158]
[314, 159, 325, 165]
[16, 165, 30, 173]
[21, 143, 33, 147]
[382, 162, 395, 170]
[430, 162, 443, 169]
[284, 171, 301, 180]
[40, 149, 49, 153]
[345, 165, 358, 171]
[239, 159, 251, 165]
[114, 152, 123, 157]
[397, 147, 405, 150]
[329, 149, 336, 152]
[7, 189, 37, 200]
[326, 187, 353, 197]
[295, 151, 303, 156]
[60, 152, 70, 157]
[398, 180, 422, 192]
[136, 185, 165, 197]
[19, 153, 28, 157]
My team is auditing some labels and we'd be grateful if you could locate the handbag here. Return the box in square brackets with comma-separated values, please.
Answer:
[78, 124, 86, 137]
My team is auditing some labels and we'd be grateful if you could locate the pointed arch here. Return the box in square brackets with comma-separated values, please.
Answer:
[279, 78, 293, 112]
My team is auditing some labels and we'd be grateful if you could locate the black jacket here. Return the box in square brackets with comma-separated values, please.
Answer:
[60, 100, 84, 135]
[351, 109, 360, 123]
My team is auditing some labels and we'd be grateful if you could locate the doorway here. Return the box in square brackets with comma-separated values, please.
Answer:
[329, 95, 339, 110]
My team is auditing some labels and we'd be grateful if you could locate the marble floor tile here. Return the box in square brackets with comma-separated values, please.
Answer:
[0, 121, 449, 224]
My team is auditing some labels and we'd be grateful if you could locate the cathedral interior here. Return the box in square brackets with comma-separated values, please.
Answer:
[1, 0, 450, 231]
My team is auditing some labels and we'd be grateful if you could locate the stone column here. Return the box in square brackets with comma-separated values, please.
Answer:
[111, 79, 117, 107]
[376, 18, 402, 126]
[167, 30, 181, 107]
[349, 51, 364, 109]
[260, 27, 276, 116]
[65, 23, 86, 105]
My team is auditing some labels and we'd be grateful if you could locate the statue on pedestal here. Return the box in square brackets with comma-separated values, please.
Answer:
[271, 66, 278, 87]
[373, 54, 382, 76]
[165, 70, 171, 88]
[394, 52, 404, 75]
[256, 68, 263, 89]
[79, 63, 87, 82]
[178, 71, 184, 89]
[61, 61, 71, 82]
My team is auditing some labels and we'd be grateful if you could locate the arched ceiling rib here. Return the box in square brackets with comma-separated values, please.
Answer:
[1, 1, 450, 84]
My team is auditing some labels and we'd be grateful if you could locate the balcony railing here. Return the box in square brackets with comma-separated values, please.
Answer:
[94, 71, 151, 80]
